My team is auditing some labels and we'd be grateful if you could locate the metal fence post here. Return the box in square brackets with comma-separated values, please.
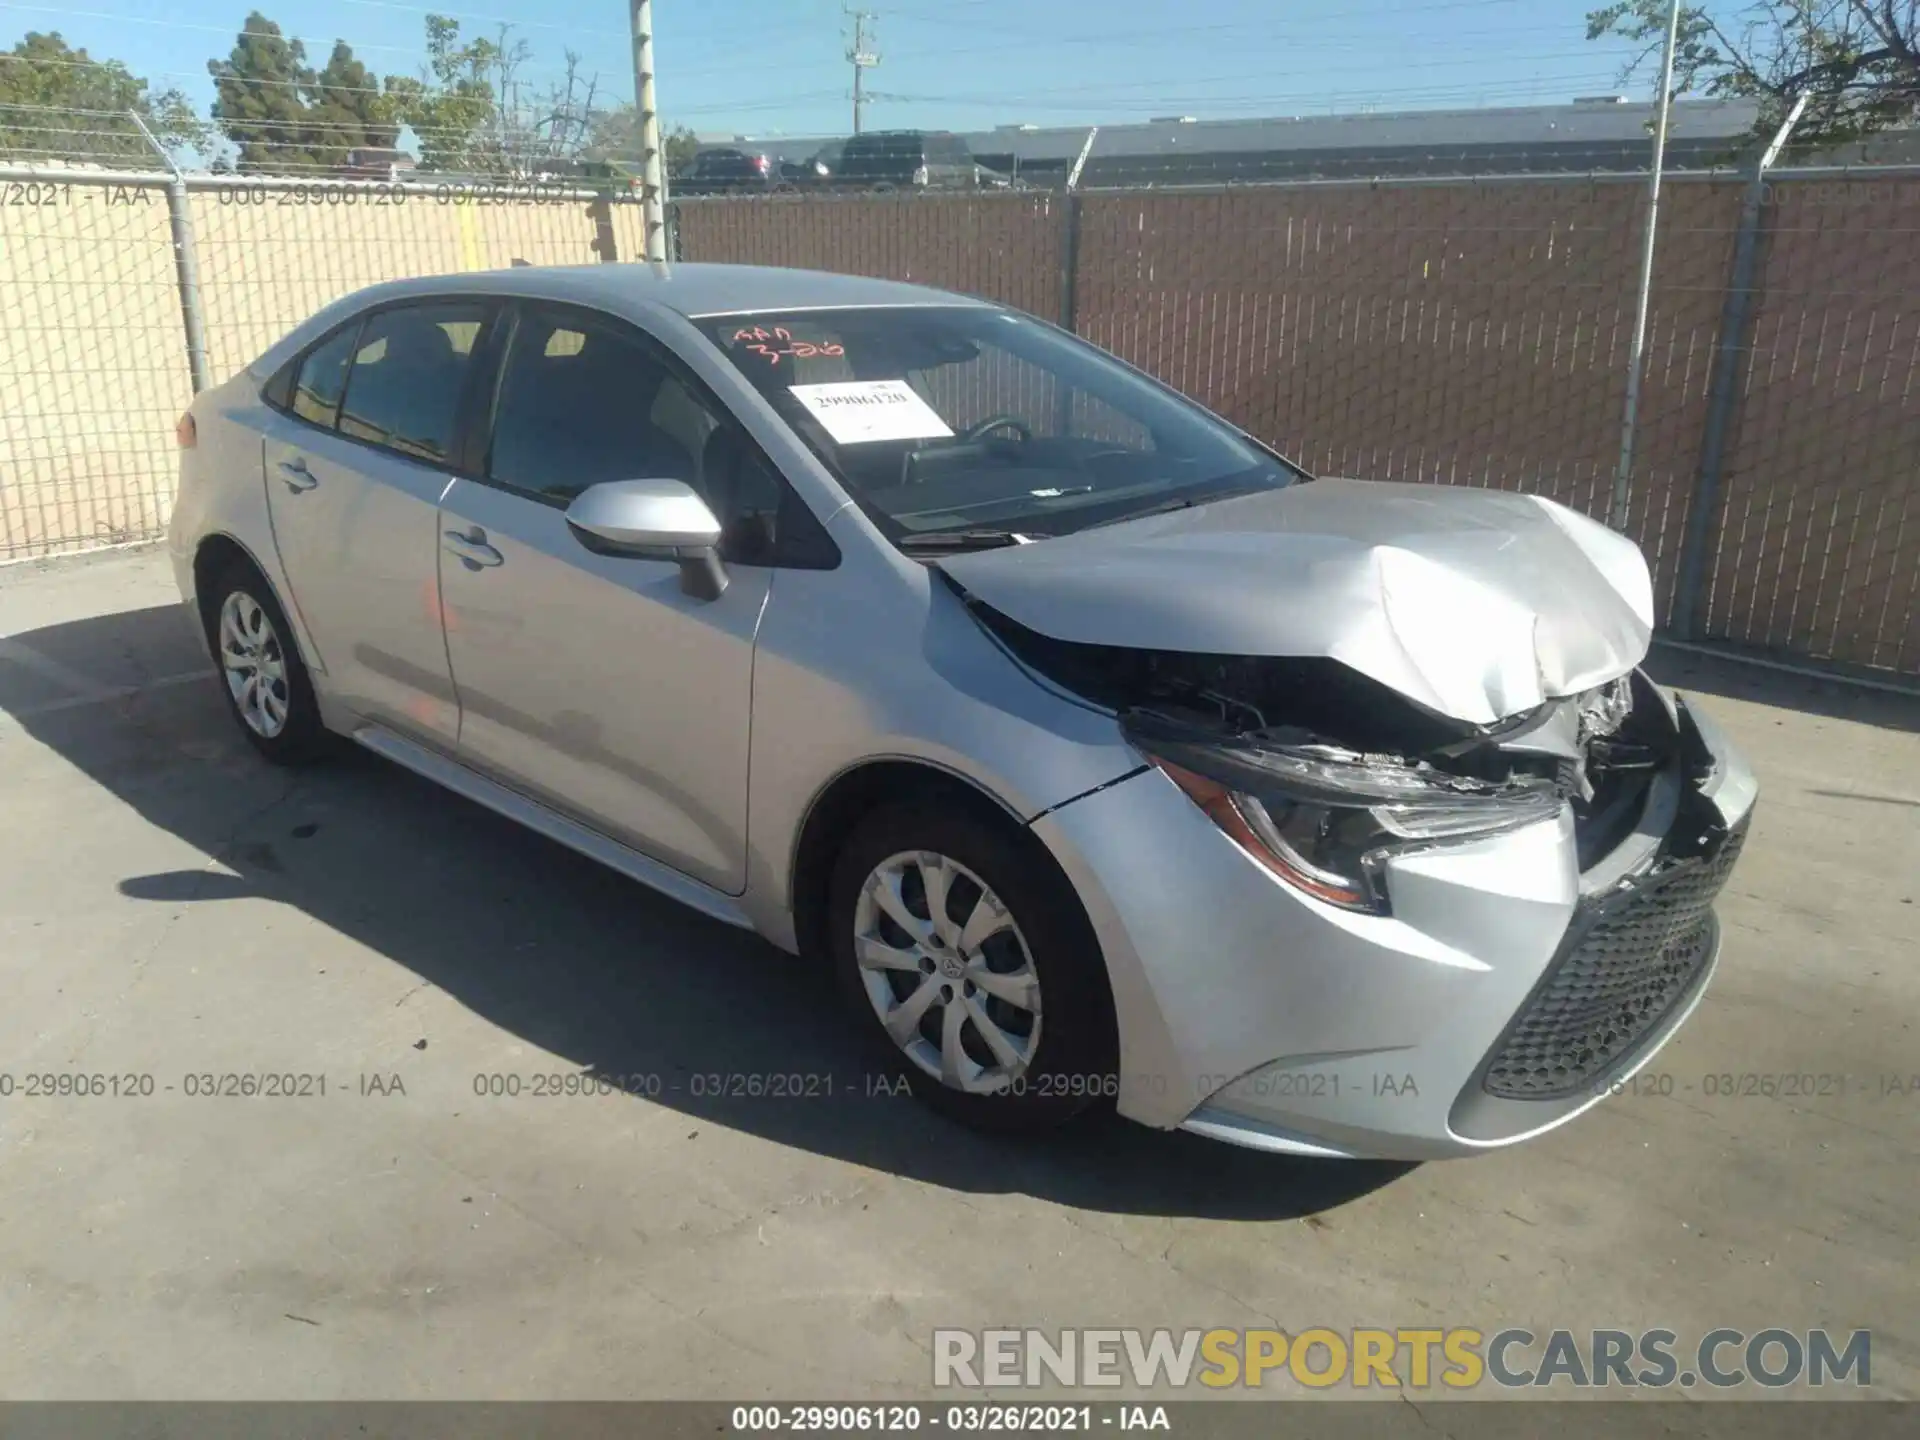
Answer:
[129, 111, 212, 395]
[1671, 94, 1809, 640]
[1057, 192, 1082, 334]
[166, 179, 214, 394]
[1056, 125, 1096, 335]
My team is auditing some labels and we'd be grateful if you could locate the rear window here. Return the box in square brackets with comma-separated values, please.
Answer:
[285, 324, 356, 426]
[924, 134, 970, 163]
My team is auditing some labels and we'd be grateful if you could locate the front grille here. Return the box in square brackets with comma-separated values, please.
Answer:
[1482, 819, 1750, 1100]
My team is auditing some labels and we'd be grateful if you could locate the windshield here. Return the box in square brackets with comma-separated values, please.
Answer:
[693, 306, 1302, 544]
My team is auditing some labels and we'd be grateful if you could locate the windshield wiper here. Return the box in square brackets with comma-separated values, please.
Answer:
[896, 529, 1035, 552]
[1079, 495, 1197, 531]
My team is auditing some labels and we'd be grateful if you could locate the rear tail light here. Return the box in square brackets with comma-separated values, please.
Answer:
[175, 412, 197, 448]
[752, 154, 770, 174]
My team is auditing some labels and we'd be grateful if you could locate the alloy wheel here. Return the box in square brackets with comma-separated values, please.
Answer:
[851, 849, 1043, 1093]
[218, 590, 291, 739]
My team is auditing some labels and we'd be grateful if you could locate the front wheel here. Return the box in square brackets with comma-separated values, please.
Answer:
[828, 802, 1117, 1132]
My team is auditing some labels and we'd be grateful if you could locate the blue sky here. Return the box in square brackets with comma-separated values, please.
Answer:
[7, 0, 1652, 139]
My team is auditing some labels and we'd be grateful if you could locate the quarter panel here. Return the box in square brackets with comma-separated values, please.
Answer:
[168, 376, 321, 673]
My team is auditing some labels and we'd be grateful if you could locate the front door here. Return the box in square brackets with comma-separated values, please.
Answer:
[261, 300, 495, 745]
[436, 304, 769, 893]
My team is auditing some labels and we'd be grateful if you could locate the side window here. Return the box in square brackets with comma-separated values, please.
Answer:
[335, 303, 489, 463]
[287, 323, 359, 427]
[487, 307, 821, 566]
[841, 137, 876, 175]
[487, 311, 700, 503]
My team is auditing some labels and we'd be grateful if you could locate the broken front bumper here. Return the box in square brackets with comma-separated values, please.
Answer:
[1029, 689, 1757, 1160]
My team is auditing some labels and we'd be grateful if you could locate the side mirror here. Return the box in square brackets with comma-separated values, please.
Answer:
[565, 478, 729, 601]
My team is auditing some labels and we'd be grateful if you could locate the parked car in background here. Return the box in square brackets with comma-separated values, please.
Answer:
[781, 141, 844, 187]
[168, 262, 1756, 1161]
[834, 130, 980, 190]
[676, 147, 781, 195]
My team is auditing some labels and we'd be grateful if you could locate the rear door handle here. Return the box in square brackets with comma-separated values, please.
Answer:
[443, 527, 504, 569]
[276, 457, 318, 492]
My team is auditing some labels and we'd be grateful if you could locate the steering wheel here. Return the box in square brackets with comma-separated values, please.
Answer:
[958, 414, 1032, 444]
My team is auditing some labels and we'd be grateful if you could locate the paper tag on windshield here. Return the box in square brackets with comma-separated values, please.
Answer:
[789, 381, 954, 445]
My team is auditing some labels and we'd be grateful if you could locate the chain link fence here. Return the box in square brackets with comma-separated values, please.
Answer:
[0, 175, 186, 556]
[1, 164, 1915, 678]
[0, 170, 644, 562]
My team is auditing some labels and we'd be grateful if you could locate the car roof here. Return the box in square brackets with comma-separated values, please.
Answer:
[244, 263, 996, 381]
[347, 262, 988, 321]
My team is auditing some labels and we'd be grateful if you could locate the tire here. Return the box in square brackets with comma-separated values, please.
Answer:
[828, 800, 1117, 1132]
[201, 557, 330, 765]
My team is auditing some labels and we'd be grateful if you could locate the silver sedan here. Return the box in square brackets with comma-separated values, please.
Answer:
[168, 263, 1756, 1159]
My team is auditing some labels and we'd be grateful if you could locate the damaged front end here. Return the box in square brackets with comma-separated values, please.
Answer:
[970, 600, 1693, 908]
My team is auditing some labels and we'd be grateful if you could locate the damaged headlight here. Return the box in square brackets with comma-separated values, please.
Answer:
[1129, 715, 1565, 914]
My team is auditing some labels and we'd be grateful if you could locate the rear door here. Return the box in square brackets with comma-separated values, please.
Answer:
[260, 299, 497, 745]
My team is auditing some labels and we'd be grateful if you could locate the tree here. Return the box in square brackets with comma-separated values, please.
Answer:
[383, 15, 501, 174]
[586, 108, 701, 176]
[0, 31, 205, 164]
[513, 49, 605, 169]
[307, 40, 397, 170]
[209, 13, 322, 172]
[1588, 1, 1920, 148]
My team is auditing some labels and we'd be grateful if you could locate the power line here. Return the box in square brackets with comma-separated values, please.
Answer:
[880, 51, 1636, 98]
[337, 0, 630, 41]
[868, 68, 1638, 111]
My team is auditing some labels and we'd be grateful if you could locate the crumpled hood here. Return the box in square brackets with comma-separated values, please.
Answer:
[937, 479, 1654, 726]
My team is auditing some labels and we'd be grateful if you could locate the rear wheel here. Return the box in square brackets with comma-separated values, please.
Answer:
[828, 801, 1116, 1132]
[203, 559, 329, 765]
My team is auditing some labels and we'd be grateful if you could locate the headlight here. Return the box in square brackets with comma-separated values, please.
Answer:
[1131, 716, 1564, 914]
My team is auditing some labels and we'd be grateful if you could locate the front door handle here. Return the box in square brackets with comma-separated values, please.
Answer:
[277, 457, 318, 492]
[443, 527, 504, 569]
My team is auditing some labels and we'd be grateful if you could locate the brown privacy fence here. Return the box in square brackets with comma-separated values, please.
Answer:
[1, 168, 1915, 678]
[677, 177, 1920, 677]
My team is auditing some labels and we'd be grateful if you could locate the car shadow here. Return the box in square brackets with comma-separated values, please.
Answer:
[6, 600, 1411, 1222]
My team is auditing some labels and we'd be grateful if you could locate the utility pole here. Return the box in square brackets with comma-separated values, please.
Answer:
[847, 9, 878, 135]
[1610, 0, 1682, 532]
[630, 0, 667, 263]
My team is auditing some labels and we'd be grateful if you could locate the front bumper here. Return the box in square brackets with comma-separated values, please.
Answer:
[1030, 689, 1757, 1160]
